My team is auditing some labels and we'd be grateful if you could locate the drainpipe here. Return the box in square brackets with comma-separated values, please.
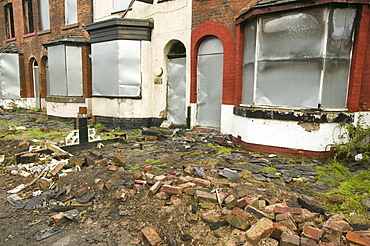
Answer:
[120, 0, 136, 18]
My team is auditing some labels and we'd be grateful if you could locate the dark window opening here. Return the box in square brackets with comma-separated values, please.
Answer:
[168, 42, 186, 59]
[4, 3, 15, 39]
[23, 0, 34, 34]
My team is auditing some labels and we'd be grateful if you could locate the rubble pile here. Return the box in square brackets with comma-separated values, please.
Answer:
[2, 140, 370, 246]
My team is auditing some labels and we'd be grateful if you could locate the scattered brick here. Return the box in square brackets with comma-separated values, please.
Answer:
[161, 185, 182, 195]
[50, 162, 64, 176]
[302, 226, 323, 242]
[226, 213, 250, 230]
[195, 190, 217, 203]
[186, 213, 199, 224]
[105, 175, 121, 189]
[237, 197, 251, 208]
[301, 237, 319, 246]
[346, 231, 370, 246]
[245, 217, 274, 244]
[110, 154, 127, 167]
[141, 226, 162, 246]
[51, 212, 68, 225]
[224, 195, 238, 208]
[280, 232, 301, 246]
[179, 182, 196, 189]
[193, 178, 211, 187]
[178, 176, 194, 183]
[274, 206, 303, 214]
[271, 222, 298, 241]
[246, 205, 271, 220]
[276, 213, 298, 231]
[147, 181, 163, 197]
[107, 165, 118, 171]
[231, 207, 254, 221]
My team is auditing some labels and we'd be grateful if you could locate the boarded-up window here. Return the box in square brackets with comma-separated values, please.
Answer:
[0, 53, 20, 99]
[65, 0, 77, 25]
[113, 0, 131, 12]
[92, 40, 141, 97]
[242, 5, 356, 109]
[48, 45, 83, 96]
[39, 0, 50, 30]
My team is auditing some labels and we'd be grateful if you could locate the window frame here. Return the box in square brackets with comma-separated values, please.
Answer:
[4, 3, 15, 39]
[65, 0, 78, 26]
[39, 0, 50, 31]
[23, 0, 35, 34]
[241, 5, 357, 110]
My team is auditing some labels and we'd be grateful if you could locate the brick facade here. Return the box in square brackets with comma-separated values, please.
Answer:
[0, 0, 92, 106]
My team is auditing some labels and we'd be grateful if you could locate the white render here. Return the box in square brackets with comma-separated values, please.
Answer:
[92, 0, 192, 120]
[46, 99, 92, 118]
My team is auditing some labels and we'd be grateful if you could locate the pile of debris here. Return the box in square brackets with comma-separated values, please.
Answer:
[3, 141, 370, 246]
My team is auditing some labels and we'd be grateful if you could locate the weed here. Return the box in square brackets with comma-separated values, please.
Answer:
[262, 166, 277, 173]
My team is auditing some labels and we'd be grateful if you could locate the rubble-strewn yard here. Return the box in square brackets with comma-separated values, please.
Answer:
[0, 109, 369, 246]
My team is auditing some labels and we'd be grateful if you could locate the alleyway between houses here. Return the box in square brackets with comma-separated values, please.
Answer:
[0, 109, 369, 246]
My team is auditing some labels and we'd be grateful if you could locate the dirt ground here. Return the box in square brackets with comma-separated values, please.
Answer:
[0, 109, 369, 246]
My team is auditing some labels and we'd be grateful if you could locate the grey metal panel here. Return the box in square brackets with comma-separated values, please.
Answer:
[197, 53, 223, 128]
[167, 57, 186, 124]
[198, 37, 223, 55]
[65, 0, 78, 25]
[118, 40, 141, 97]
[0, 53, 20, 99]
[92, 41, 120, 96]
[40, 0, 50, 30]
[48, 45, 67, 95]
[66, 46, 82, 96]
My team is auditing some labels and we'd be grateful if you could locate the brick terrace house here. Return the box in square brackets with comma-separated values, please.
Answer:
[86, 0, 191, 129]
[191, 0, 370, 157]
[0, 0, 92, 118]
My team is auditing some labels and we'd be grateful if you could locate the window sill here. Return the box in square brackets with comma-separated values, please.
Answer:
[22, 32, 36, 38]
[233, 106, 353, 123]
[92, 95, 142, 99]
[61, 23, 79, 30]
[5, 37, 16, 42]
[37, 29, 51, 36]
[46, 96, 85, 103]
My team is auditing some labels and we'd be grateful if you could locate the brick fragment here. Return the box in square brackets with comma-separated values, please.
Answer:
[94, 158, 109, 166]
[237, 197, 251, 208]
[110, 154, 127, 167]
[107, 165, 118, 171]
[231, 207, 254, 221]
[246, 205, 271, 220]
[161, 185, 182, 195]
[179, 182, 196, 189]
[302, 226, 323, 242]
[280, 232, 300, 246]
[178, 176, 194, 183]
[141, 226, 162, 246]
[346, 231, 370, 246]
[245, 217, 274, 244]
[301, 237, 319, 246]
[226, 213, 250, 230]
[69, 156, 85, 168]
[105, 175, 121, 189]
[186, 213, 199, 224]
[224, 195, 238, 208]
[153, 175, 166, 182]
[50, 162, 64, 176]
[271, 222, 297, 241]
[193, 178, 211, 187]
[147, 181, 163, 197]
[276, 213, 297, 231]
[302, 209, 317, 222]
[274, 206, 303, 214]
[51, 212, 68, 225]
[195, 190, 217, 203]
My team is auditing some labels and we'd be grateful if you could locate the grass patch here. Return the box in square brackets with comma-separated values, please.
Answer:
[262, 166, 277, 173]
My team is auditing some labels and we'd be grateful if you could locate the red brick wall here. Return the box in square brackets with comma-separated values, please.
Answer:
[1, 0, 92, 101]
[356, 6, 370, 111]
[190, 21, 235, 105]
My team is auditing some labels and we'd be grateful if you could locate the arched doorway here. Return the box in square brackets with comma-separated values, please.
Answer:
[197, 36, 223, 127]
[167, 41, 186, 125]
[32, 59, 40, 109]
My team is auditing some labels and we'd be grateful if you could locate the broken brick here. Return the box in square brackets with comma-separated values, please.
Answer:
[302, 226, 323, 242]
[301, 237, 319, 246]
[141, 226, 162, 246]
[226, 213, 250, 230]
[110, 154, 127, 167]
[346, 231, 370, 246]
[193, 178, 211, 187]
[245, 217, 274, 244]
[246, 205, 271, 220]
[153, 175, 166, 182]
[51, 212, 68, 225]
[179, 182, 196, 189]
[276, 213, 298, 231]
[274, 206, 303, 214]
[280, 232, 301, 246]
[237, 197, 251, 208]
[231, 207, 254, 221]
[105, 175, 121, 190]
[50, 162, 64, 176]
[186, 213, 199, 224]
[224, 195, 238, 208]
[107, 165, 118, 171]
[69, 156, 85, 168]
[178, 176, 194, 183]
[147, 181, 163, 197]
[271, 222, 298, 241]
[161, 185, 182, 195]
[195, 190, 217, 203]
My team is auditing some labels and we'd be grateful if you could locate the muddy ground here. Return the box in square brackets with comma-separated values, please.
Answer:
[0, 109, 369, 246]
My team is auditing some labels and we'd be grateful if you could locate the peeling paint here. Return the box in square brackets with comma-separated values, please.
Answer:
[297, 122, 320, 132]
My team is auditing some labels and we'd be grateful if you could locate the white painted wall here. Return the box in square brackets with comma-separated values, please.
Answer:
[92, 0, 191, 120]
[230, 115, 346, 152]
[46, 99, 92, 118]
[0, 98, 36, 110]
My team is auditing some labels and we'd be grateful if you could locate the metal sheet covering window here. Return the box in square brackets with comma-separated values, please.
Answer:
[92, 40, 141, 97]
[0, 53, 20, 99]
[113, 0, 131, 12]
[242, 6, 356, 109]
[48, 45, 83, 96]
[65, 0, 77, 25]
[168, 57, 186, 124]
[39, 0, 50, 30]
